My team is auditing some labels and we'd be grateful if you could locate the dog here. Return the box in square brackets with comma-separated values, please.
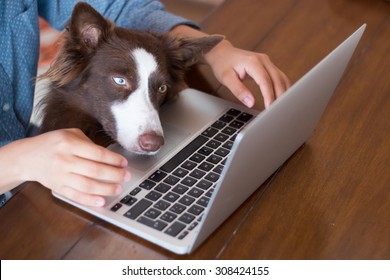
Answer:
[39, 2, 223, 155]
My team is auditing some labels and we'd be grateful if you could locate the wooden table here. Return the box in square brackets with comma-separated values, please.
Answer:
[1, 0, 389, 259]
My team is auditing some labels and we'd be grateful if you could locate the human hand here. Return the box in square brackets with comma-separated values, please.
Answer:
[204, 40, 291, 108]
[16, 128, 130, 207]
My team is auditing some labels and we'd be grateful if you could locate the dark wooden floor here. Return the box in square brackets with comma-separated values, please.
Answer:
[1, 0, 389, 259]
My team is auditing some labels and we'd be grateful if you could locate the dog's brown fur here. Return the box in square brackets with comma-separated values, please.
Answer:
[39, 2, 223, 148]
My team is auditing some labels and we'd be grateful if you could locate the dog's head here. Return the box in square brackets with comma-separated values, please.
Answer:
[44, 2, 223, 155]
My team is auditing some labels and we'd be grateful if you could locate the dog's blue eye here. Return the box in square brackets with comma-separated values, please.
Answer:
[113, 77, 127, 86]
[158, 84, 168, 94]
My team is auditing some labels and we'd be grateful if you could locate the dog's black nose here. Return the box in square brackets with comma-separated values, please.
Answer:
[138, 132, 164, 152]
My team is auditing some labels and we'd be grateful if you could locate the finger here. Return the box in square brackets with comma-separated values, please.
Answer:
[282, 70, 292, 91]
[53, 187, 106, 207]
[71, 139, 128, 168]
[261, 59, 291, 99]
[275, 70, 291, 99]
[70, 156, 131, 183]
[245, 63, 275, 108]
[220, 70, 255, 107]
[64, 173, 123, 197]
[246, 55, 291, 108]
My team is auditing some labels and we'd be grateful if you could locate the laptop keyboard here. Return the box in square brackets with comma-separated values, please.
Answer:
[110, 108, 253, 240]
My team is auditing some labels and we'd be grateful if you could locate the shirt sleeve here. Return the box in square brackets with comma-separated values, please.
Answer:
[37, 0, 199, 33]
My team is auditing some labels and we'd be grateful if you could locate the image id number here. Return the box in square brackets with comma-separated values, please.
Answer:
[215, 266, 269, 276]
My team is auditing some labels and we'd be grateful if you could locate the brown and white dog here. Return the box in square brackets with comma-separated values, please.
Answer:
[40, 2, 222, 155]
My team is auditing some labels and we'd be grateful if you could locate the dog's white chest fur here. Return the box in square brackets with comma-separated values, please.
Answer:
[111, 48, 163, 154]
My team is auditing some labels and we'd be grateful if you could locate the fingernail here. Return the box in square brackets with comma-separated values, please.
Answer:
[243, 96, 254, 108]
[121, 158, 128, 167]
[95, 197, 105, 207]
[124, 171, 131, 182]
[116, 184, 123, 195]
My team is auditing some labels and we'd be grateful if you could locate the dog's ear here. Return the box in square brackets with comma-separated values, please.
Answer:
[67, 2, 112, 54]
[167, 35, 224, 70]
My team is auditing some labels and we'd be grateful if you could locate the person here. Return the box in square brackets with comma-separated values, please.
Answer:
[0, 0, 290, 207]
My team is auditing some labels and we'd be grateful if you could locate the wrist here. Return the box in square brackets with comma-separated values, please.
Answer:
[204, 38, 233, 65]
[169, 24, 234, 69]
[0, 140, 27, 193]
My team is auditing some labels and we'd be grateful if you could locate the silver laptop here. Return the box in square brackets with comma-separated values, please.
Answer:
[54, 24, 366, 254]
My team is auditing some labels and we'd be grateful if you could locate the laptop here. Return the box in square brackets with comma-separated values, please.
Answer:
[54, 24, 366, 254]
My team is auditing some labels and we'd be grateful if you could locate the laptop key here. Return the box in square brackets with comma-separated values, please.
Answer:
[178, 231, 189, 240]
[190, 169, 206, 179]
[179, 195, 195, 206]
[188, 222, 198, 231]
[188, 204, 205, 216]
[165, 221, 186, 237]
[163, 175, 180, 185]
[149, 170, 167, 182]
[145, 191, 162, 201]
[160, 211, 177, 223]
[201, 127, 219, 138]
[179, 213, 196, 224]
[129, 187, 141, 196]
[205, 172, 220, 182]
[189, 153, 205, 163]
[120, 195, 137, 206]
[181, 176, 197, 187]
[230, 134, 238, 142]
[144, 208, 161, 219]
[213, 164, 224, 174]
[214, 133, 229, 143]
[221, 126, 237, 136]
[199, 162, 214, 172]
[206, 139, 222, 149]
[198, 146, 213, 156]
[196, 179, 212, 190]
[139, 179, 156, 190]
[138, 216, 167, 231]
[211, 120, 226, 130]
[223, 141, 234, 150]
[219, 114, 234, 123]
[170, 203, 186, 214]
[160, 135, 208, 173]
[154, 183, 171, 193]
[206, 154, 223, 164]
[154, 200, 171, 211]
[215, 148, 230, 158]
[124, 199, 152, 220]
[197, 197, 210, 207]
[226, 108, 241, 116]
[110, 203, 122, 212]
[188, 187, 204, 198]
[205, 189, 214, 198]
[172, 168, 188, 178]
[237, 112, 253, 123]
[230, 120, 244, 129]
[120, 195, 131, 204]
[163, 192, 180, 203]
[172, 184, 189, 195]
[181, 160, 197, 170]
